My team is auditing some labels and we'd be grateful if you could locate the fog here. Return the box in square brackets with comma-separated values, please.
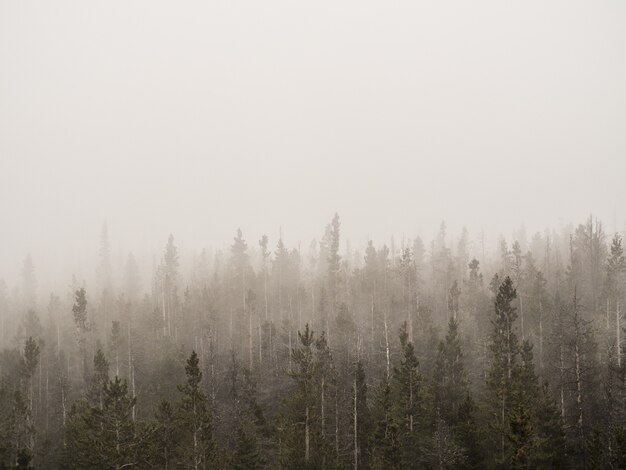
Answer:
[1, 1, 625, 291]
[4, 3, 626, 468]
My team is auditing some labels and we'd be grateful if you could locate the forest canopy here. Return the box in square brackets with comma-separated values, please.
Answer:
[0, 214, 625, 469]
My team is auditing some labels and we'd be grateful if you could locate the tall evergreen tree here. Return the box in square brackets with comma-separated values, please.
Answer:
[369, 376, 400, 470]
[486, 276, 519, 466]
[177, 350, 216, 470]
[65, 377, 143, 469]
[393, 322, 424, 469]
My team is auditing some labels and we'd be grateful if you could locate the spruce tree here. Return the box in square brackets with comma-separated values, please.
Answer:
[393, 322, 423, 469]
[65, 377, 142, 469]
[486, 276, 519, 466]
[150, 400, 180, 469]
[433, 316, 467, 426]
[232, 424, 264, 470]
[369, 376, 400, 470]
[351, 360, 370, 470]
[177, 351, 216, 470]
[282, 324, 321, 469]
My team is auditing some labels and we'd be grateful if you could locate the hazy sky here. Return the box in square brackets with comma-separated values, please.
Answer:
[1, 1, 625, 289]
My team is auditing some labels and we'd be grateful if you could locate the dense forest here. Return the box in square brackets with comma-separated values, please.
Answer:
[1, 214, 626, 469]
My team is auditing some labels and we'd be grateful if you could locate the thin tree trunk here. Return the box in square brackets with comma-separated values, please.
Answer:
[128, 322, 136, 421]
[539, 300, 544, 375]
[321, 376, 326, 438]
[617, 299, 622, 367]
[370, 293, 375, 347]
[305, 405, 310, 463]
[384, 314, 390, 380]
[519, 292, 525, 341]
[249, 313, 253, 370]
[354, 373, 358, 470]
[335, 395, 340, 466]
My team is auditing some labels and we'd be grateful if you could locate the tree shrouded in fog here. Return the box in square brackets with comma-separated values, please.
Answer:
[0, 214, 625, 469]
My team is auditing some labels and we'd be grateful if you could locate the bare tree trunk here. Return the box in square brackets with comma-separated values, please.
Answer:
[501, 392, 505, 461]
[519, 292, 525, 341]
[258, 321, 262, 366]
[370, 293, 375, 348]
[305, 405, 310, 463]
[573, 293, 585, 457]
[128, 322, 136, 421]
[288, 330, 292, 372]
[617, 299, 622, 367]
[264, 271, 268, 321]
[559, 335, 565, 419]
[384, 313, 390, 380]
[483, 339, 487, 382]
[321, 376, 326, 439]
[335, 395, 340, 467]
[409, 370, 414, 433]
[249, 313, 253, 370]
[539, 300, 544, 376]
[506, 316, 512, 380]
[45, 365, 49, 432]
[354, 373, 358, 470]
[268, 318, 273, 368]
[161, 279, 167, 338]
[61, 380, 67, 427]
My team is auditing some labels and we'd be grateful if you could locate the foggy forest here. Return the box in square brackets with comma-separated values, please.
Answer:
[2, 216, 626, 469]
[2, 1, 626, 469]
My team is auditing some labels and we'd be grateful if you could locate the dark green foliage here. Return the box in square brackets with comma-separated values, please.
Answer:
[280, 324, 325, 469]
[393, 322, 424, 469]
[2, 216, 625, 469]
[232, 424, 264, 470]
[149, 400, 180, 469]
[369, 377, 401, 470]
[177, 350, 216, 469]
[65, 377, 144, 469]
[433, 316, 467, 425]
[352, 360, 370, 470]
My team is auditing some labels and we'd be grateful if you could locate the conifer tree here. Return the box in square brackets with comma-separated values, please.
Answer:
[72, 288, 89, 380]
[433, 316, 467, 426]
[232, 424, 265, 470]
[369, 377, 400, 470]
[486, 276, 519, 466]
[178, 350, 216, 470]
[282, 324, 321, 469]
[351, 360, 370, 470]
[65, 376, 143, 469]
[393, 322, 423, 469]
[150, 400, 180, 469]
[88, 349, 109, 409]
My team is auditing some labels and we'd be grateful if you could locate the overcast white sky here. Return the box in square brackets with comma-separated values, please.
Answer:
[1, 1, 625, 290]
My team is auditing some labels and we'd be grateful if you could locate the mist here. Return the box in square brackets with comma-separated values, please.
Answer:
[2, 0, 625, 291]
[1, 1, 626, 468]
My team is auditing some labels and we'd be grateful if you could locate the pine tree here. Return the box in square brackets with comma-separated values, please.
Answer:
[232, 424, 264, 470]
[178, 350, 216, 470]
[433, 316, 467, 426]
[72, 288, 89, 381]
[486, 276, 519, 466]
[606, 234, 626, 366]
[65, 376, 142, 469]
[231, 368, 268, 468]
[88, 349, 109, 409]
[351, 360, 370, 470]
[327, 213, 341, 319]
[369, 376, 401, 470]
[282, 324, 321, 469]
[150, 400, 180, 469]
[393, 322, 423, 469]
[455, 393, 484, 469]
